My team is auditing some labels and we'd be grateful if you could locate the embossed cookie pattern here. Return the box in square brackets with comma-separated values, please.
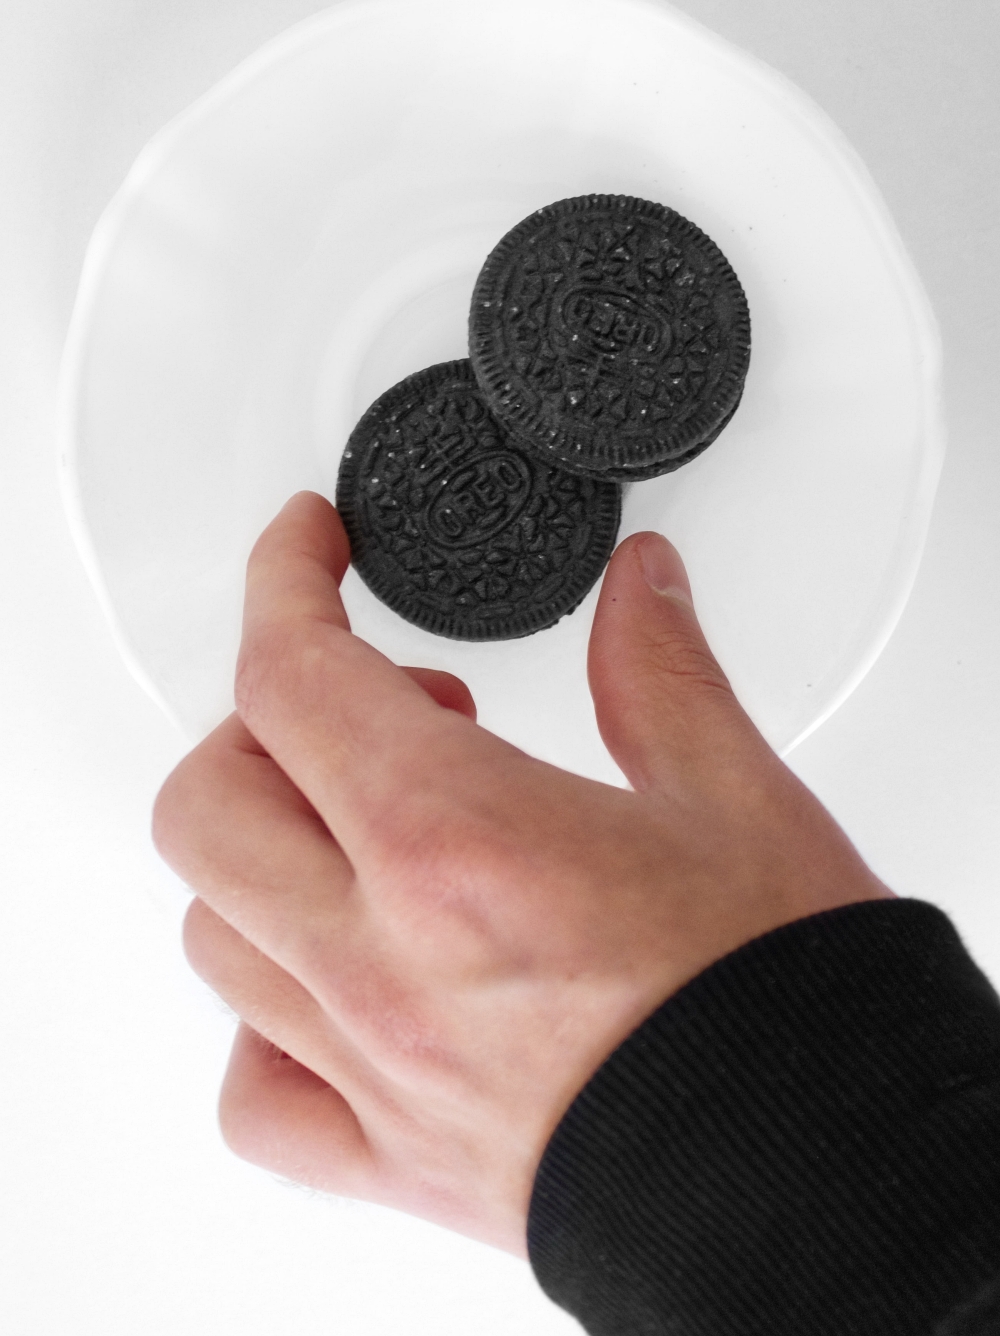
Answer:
[470, 195, 751, 477]
[336, 361, 621, 640]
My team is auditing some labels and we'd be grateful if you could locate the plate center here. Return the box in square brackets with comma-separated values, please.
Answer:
[353, 271, 472, 420]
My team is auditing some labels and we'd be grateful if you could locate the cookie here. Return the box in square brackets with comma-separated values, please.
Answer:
[469, 194, 750, 479]
[605, 389, 745, 482]
[336, 360, 622, 641]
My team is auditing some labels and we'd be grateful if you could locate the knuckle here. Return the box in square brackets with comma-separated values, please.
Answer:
[217, 1085, 262, 1162]
[150, 754, 203, 867]
[180, 895, 216, 977]
[151, 745, 232, 886]
[367, 800, 520, 943]
[233, 635, 273, 721]
[647, 628, 733, 696]
[234, 622, 324, 723]
[360, 797, 476, 907]
[369, 802, 453, 883]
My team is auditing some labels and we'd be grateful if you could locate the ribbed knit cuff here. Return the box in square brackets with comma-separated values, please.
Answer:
[527, 899, 1000, 1336]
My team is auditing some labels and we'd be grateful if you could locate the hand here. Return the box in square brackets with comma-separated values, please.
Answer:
[152, 491, 892, 1258]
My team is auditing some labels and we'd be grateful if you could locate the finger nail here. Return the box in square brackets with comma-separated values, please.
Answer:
[637, 533, 694, 607]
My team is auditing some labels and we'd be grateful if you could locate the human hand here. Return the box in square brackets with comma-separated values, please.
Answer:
[151, 491, 892, 1257]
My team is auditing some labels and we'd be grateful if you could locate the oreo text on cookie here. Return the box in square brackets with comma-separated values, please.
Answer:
[336, 361, 622, 641]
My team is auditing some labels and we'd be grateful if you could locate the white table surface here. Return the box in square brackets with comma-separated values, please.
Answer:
[1, 2, 997, 1332]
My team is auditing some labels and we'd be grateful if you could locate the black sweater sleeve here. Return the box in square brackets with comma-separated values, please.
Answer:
[527, 899, 1000, 1335]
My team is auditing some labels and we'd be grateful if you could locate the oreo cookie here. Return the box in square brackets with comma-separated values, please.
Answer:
[336, 360, 621, 641]
[469, 194, 750, 479]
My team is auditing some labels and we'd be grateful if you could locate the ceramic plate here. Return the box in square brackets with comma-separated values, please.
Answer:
[58, 0, 944, 783]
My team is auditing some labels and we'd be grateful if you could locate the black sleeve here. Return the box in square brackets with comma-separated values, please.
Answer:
[527, 899, 1000, 1335]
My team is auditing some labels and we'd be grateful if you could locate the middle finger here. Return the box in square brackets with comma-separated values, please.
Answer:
[152, 711, 356, 982]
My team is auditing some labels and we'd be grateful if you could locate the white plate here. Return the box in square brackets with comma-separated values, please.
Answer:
[58, 0, 944, 783]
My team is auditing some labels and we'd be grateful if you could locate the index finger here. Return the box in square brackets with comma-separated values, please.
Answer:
[234, 491, 484, 865]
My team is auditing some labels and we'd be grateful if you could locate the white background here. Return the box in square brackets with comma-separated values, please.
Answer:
[1, 2, 997, 1332]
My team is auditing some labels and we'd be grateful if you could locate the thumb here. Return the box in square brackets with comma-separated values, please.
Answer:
[588, 531, 765, 795]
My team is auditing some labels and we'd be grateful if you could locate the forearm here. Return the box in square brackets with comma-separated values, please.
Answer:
[528, 898, 1000, 1336]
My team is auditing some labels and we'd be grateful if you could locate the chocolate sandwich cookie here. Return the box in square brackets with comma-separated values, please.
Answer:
[607, 390, 745, 482]
[336, 360, 621, 641]
[469, 194, 750, 479]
